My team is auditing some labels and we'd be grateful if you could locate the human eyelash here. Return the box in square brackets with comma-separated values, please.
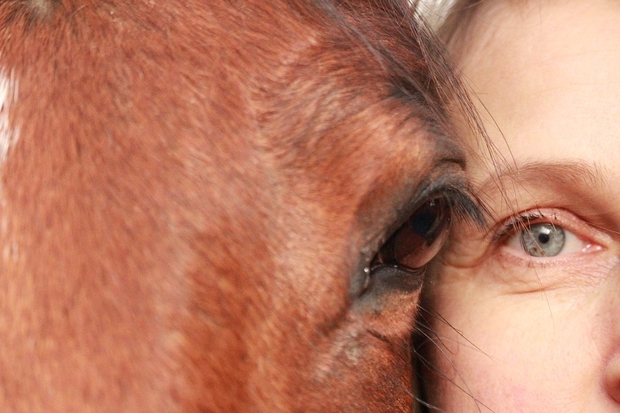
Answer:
[493, 211, 547, 242]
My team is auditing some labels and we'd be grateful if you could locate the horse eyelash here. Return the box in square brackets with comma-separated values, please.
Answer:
[441, 186, 487, 228]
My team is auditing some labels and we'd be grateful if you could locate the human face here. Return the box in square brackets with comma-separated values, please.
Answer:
[421, 1, 620, 412]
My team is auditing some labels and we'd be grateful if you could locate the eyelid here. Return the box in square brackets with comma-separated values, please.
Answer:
[493, 211, 545, 242]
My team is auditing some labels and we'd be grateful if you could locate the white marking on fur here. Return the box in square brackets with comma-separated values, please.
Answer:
[0, 67, 19, 264]
[0, 68, 18, 168]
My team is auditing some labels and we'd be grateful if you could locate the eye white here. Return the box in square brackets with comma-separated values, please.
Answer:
[506, 222, 586, 257]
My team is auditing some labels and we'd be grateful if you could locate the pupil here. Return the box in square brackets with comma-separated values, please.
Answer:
[538, 233, 550, 244]
[411, 213, 438, 238]
[371, 197, 450, 270]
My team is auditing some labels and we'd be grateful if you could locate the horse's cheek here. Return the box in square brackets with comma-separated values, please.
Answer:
[297, 267, 423, 412]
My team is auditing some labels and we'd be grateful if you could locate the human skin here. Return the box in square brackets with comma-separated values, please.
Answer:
[421, 1, 620, 412]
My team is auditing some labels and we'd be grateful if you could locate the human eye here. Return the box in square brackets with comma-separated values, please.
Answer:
[499, 209, 604, 260]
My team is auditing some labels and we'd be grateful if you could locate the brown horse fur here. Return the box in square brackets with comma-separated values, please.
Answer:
[0, 0, 481, 412]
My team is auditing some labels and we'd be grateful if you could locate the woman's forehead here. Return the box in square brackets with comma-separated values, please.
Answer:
[457, 1, 620, 178]
[459, 1, 619, 70]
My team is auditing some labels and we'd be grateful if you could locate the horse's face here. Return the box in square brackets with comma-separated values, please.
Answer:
[0, 1, 479, 411]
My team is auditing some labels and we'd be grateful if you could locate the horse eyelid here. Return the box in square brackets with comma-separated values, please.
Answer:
[439, 186, 487, 229]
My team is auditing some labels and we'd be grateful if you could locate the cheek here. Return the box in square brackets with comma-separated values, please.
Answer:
[422, 267, 601, 412]
[423, 307, 545, 412]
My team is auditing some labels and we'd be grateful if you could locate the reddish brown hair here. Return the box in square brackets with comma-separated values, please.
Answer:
[0, 0, 481, 411]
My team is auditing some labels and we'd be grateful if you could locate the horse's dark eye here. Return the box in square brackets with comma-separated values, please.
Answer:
[372, 197, 451, 270]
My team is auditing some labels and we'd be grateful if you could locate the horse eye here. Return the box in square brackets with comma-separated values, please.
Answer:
[372, 197, 451, 270]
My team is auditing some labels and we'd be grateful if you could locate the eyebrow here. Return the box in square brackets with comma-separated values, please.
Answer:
[479, 161, 605, 196]
[476, 160, 619, 225]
